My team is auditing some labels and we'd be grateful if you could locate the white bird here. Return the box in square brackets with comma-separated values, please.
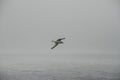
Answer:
[51, 38, 65, 49]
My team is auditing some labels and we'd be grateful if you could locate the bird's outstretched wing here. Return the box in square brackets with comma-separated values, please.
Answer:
[51, 43, 58, 49]
[57, 38, 65, 41]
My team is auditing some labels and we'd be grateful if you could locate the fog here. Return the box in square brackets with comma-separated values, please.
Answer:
[0, 0, 120, 53]
[0, 0, 120, 80]
[0, 0, 120, 68]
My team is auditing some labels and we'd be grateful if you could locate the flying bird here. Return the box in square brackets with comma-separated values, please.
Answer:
[51, 38, 65, 49]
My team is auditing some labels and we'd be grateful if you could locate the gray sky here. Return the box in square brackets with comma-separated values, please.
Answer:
[0, 0, 120, 54]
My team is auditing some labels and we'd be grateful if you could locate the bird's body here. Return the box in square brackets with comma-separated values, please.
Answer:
[52, 40, 63, 44]
[51, 38, 65, 49]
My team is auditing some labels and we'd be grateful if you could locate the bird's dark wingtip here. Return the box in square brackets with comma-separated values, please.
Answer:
[51, 48, 53, 49]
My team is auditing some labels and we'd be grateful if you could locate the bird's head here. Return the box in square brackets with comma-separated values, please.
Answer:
[52, 40, 55, 43]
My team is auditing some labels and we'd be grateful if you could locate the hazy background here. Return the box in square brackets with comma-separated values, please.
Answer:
[0, 0, 120, 57]
[0, 0, 120, 80]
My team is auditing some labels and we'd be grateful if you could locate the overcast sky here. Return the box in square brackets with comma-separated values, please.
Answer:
[0, 0, 120, 54]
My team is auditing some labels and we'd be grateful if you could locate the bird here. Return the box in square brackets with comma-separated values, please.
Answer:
[51, 38, 65, 49]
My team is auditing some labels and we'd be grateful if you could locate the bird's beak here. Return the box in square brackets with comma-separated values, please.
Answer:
[52, 40, 54, 42]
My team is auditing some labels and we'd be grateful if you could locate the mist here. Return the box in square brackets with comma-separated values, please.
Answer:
[0, 0, 120, 80]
